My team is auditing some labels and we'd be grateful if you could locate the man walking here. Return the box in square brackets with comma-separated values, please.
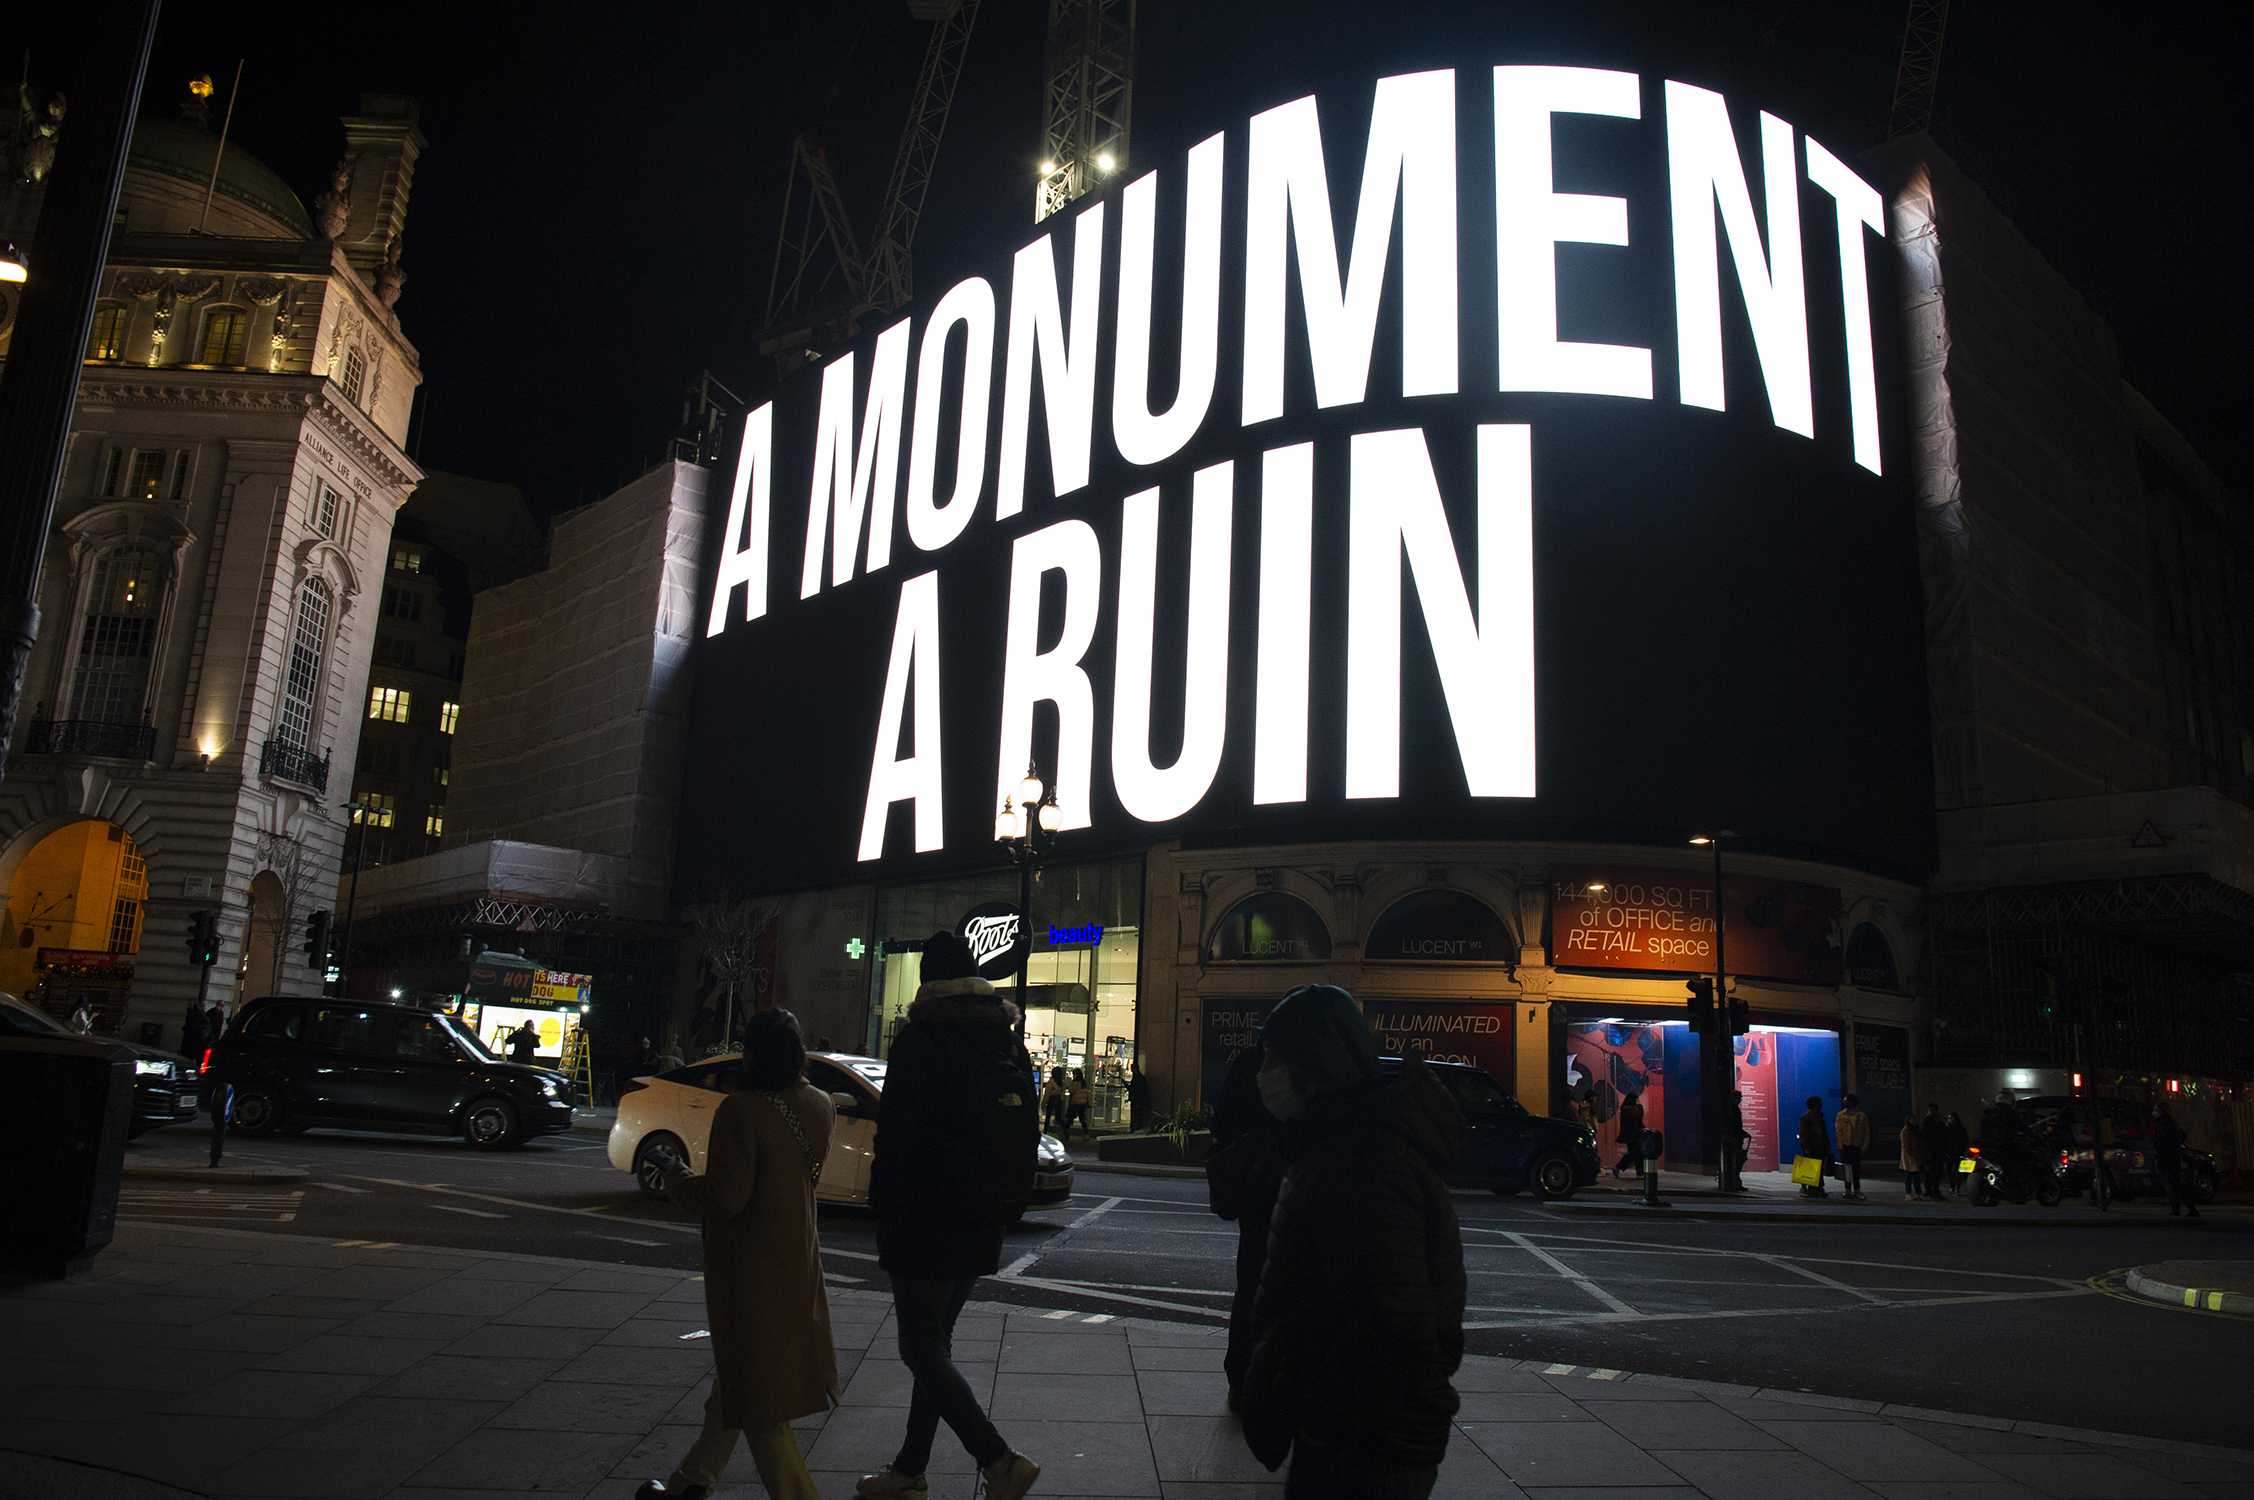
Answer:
[856, 931, 1041, 1500]
[1612, 1091, 1646, 1179]
[1242, 984, 1465, 1499]
[1796, 1095, 1832, 1199]
[1834, 1093, 1870, 1200]
[2151, 1104, 2201, 1219]
[1208, 1037, 1285, 1413]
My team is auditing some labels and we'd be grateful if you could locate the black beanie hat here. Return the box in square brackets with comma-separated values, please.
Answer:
[921, 929, 979, 983]
[1260, 984, 1380, 1094]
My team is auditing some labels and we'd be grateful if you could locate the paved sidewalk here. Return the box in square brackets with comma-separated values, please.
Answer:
[3, 1224, 2249, 1500]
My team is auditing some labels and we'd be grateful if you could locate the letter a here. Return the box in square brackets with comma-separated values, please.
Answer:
[858, 572, 946, 859]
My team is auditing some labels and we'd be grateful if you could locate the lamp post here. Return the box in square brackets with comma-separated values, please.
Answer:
[335, 802, 377, 998]
[1689, 831, 1745, 1192]
[995, 763, 1063, 1041]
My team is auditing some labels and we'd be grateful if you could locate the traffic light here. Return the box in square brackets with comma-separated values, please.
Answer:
[1728, 996, 1750, 1036]
[1686, 976, 1715, 1033]
[304, 909, 332, 970]
[2034, 955, 2063, 1020]
[185, 909, 219, 968]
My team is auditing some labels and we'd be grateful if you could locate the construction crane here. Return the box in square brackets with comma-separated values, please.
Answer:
[758, 0, 982, 372]
[1887, 0, 1949, 139]
[1034, 0, 1137, 223]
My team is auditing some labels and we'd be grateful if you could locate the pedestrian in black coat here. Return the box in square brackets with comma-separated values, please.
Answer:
[859, 931, 1041, 1500]
[2151, 1106, 2200, 1219]
[1919, 1103, 1952, 1200]
[1612, 1092, 1646, 1178]
[1208, 1040, 1284, 1411]
[1243, 984, 1466, 1500]
[507, 1022, 539, 1064]
[1941, 1111, 1970, 1197]
[1796, 1096, 1831, 1199]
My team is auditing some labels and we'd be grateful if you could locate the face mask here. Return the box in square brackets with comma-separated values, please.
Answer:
[1258, 1066, 1305, 1121]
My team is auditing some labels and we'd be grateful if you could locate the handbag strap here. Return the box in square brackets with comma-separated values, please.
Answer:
[758, 1090, 823, 1184]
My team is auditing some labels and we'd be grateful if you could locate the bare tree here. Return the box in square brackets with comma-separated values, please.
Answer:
[691, 896, 773, 1051]
[250, 832, 329, 995]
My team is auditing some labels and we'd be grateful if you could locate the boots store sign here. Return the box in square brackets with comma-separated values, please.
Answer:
[687, 62, 1927, 890]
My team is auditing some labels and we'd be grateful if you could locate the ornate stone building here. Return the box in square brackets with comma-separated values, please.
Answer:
[0, 91, 426, 1047]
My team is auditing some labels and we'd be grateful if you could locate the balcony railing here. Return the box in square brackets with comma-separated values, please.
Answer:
[259, 738, 330, 793]
[23, 716, 157, 760]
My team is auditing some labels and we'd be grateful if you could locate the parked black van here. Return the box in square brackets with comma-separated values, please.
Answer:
[207, 996, 574, 1148]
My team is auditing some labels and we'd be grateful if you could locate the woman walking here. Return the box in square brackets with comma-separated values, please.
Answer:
[1042, 1066, 1069, 1137]
[1899, 1117, 1925, 1199]
[1067, 1069, 1094, 1139]
[637, 1008, 838, 1500]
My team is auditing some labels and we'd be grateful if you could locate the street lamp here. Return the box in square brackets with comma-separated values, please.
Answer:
[1690, 830, 1746, 1191]
[996, 762, 1063, 1039]
[334, 800, 379, 998]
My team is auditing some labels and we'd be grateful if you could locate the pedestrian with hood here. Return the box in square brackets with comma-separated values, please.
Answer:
[636, 1008, 837, 1500]
[1243, 984, 1467, 1499]
[1612, 1091, 1646, 1179]
[1919, 1102, 1952, 1201]
[1835, 1093, 1870, 1201]
[856, 930, 1041, 1500]
[1207, 1035, 1286, 1413]
[1796, 1095, 1832, 1199]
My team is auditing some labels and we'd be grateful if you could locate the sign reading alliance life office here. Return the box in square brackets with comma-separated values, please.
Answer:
[682, 63, 1931, 893]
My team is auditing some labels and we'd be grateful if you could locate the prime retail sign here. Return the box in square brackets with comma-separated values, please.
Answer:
[691, 62, 1916, 885]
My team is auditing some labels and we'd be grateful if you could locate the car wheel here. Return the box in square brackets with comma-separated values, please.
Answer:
[634, 1133, 686, 1200]
[462, 1097, 520, 1150]
[2187, 1164, 2219, 1206]
[1971, 1170, 1998, 1207]
[1527, 1150, 1578, 1201]
[2036, 1174, 2064, 1208]
[231, 1085, 282, 1136]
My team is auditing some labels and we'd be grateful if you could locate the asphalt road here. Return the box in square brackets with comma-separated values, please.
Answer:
[117, 1120, 2248, 1437]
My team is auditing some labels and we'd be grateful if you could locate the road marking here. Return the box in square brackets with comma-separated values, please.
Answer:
[427, 1204, 506, 1219]
[602, 1237, 664, 1247]
[311, 1182, 371, 1194]
[1042, 1309, 1076, 1319]
[997, 1254, 1041, 1280]
[1461, 1285, 2090, 1331]
[1545, 1363, 1577, 1375]
[1083, 1314, 1114, 1323]
[355, 1177, 697, 1234]
[1506, 1232, 1641, 1317]
[1758, 1254, 1889, 1305]
[991, 1271, 1230, 1320]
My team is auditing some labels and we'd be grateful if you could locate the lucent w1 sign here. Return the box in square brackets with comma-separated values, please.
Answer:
[681, 58, 1931, 893]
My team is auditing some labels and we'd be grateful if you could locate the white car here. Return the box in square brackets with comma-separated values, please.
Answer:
[608, 1051, 1076, 1213]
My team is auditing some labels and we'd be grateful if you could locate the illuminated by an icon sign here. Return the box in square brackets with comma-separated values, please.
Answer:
[1048, 924, 1105, 947]
[703, 62, 1896, 873]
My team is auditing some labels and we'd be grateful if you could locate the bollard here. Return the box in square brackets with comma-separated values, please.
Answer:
[1638, 1128, 1670, 1208]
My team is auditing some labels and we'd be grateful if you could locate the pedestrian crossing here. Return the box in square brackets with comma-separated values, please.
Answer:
[116, 1186, 303, 1224]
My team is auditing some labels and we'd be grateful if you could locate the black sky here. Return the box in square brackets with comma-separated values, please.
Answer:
[6, 1, 2247, 519]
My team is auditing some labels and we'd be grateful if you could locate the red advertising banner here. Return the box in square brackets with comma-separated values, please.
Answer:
[1363, 1000, 1515, 1086]
[1551, 865, 1844, 984]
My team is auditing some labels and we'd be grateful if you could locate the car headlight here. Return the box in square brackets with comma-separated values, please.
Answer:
[135, 1059, 174, 1078]
[538, 1077, 565, 1098]
[1037, 1134, 1069, 1167]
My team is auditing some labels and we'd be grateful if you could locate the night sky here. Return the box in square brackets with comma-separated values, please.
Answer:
[5, 1, 2246, 519]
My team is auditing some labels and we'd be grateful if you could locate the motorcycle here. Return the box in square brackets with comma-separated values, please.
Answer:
[1964, 1136, 2064, 1208]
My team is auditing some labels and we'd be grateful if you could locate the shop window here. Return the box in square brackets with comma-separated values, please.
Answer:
[275, 578, 330, 750]
[127, 449, 166, 499]
[367, 686, 410, 723]
[87, 304, 126, 361]
[1844, 923, 1899, 991]
[439, 701, 459, 734]
[1207, 891, 1331, 961]
[1364, 889, 1513, 963]
[197, 307, 247, 366]
[66, 547, 163, 724]
[341, 345, 365, 404]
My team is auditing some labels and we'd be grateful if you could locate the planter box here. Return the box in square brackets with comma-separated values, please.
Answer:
[1095, 1131, 1212, 1167]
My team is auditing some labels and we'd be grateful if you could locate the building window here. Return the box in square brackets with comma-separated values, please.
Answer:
[425, 806, 445, 837]
[276, 578, 332, 750]
[197, 307, 247, 366]
[353, 791, 396, 828]
[359, 737, 400, 777]
[168, 450, 190, 501]
[127, 449, 167, 500]
[101, 448, 123, 496]
[107, 836, 146, 954]
[391, 547, 421, 573]
[67, 547, 163, 724]
[432, 765, 449, 786]
[382, 585, 423, 622]
[448, 648, 464, 680]
[439, 701, 459, 735]
[374, 634, 415, 670]
[313, 483, 340, 539]
[87, 305, 126, 361]
[368, 686, 410, 723]
[341, 345, 365, 404]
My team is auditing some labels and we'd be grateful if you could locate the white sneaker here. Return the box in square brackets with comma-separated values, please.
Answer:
[856, 1466, 928, 1499]
[980, 1451, 1041, 1500]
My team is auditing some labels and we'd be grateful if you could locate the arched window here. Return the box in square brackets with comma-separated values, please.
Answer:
[87, 304, 127, 361]
[1845, 923, 1899, 991]
[1208, 892, 1331, 962]
[1365, 890, 1514, 963]
[67, 547, 163, 724]
[198, 307, 247, 366]
[277, 578, 332, 750]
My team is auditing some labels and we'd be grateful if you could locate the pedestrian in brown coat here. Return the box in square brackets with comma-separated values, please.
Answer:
[636, 1007, 839, 1500]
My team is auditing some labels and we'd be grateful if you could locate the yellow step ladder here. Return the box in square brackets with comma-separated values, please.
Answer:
[563, 1023, 595, 1107]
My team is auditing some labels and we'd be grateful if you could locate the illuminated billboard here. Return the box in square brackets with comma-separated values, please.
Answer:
[681, 55, 1929, 893]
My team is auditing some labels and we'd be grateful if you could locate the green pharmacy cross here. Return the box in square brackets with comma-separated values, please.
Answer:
[844, 938, 866, 961]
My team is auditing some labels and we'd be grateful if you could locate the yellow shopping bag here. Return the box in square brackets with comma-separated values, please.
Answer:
[1790, 1154, 1824, 1186]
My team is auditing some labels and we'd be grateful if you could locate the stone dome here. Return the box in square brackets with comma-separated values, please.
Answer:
[122, 116, 315, 239]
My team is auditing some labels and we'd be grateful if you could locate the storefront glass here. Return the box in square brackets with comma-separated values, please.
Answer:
[1565, 1019, 1841, 1172]
[869, 859, 1143, 1131]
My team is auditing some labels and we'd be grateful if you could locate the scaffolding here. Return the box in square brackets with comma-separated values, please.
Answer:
[1034, 0, 1136, 223]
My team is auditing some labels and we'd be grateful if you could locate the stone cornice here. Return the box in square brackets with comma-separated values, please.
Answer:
[76, 372, 423, 497]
